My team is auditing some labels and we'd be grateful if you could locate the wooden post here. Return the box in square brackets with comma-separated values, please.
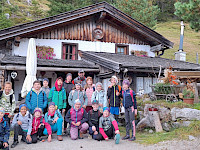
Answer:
[193, 82, 199, 103]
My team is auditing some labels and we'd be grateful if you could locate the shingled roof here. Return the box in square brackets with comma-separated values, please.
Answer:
[80, 51, 200, 72]
[0, 2, 173, 49]
[0, 55, 98, 69]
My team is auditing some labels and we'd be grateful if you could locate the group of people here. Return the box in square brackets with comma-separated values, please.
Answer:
[0, 69, 137, 150]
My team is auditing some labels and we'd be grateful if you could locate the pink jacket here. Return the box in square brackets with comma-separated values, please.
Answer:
[31, 116, 52, 135]
[85, 85, 95, 106]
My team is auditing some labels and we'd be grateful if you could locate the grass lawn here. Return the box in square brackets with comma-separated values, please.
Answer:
[155, 21, 200, 64]
[119, 120, 200, 145]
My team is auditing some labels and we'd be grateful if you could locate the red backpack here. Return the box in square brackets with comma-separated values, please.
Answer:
[122, 90, 135, 103]
[70, 107, 84, 115]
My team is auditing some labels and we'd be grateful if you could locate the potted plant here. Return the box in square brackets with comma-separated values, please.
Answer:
[182, 88, 194, 104]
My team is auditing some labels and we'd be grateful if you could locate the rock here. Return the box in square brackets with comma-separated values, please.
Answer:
[162, 122, 171, 132]
[181, 121, 191, 127]
[171, 108, 200, 121]
[158, 107, 171, 122]
[149, 129, 154, 134]
[138, 111, 145, 120]
[171, 122, 181, 128]
[188, 135, 195, 141]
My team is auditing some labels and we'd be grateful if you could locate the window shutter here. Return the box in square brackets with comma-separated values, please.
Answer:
[62, 45, 66, 59]
[72, 45, 76, 60]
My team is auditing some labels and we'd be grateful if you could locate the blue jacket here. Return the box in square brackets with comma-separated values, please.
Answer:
[122, 89, 137, 109]
[0, 118, 10, 143]
[26, 88, 47, 114]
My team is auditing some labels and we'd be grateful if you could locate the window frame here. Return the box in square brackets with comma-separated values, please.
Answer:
[62, 42, 78, 60]
[115, 44, 129, 55]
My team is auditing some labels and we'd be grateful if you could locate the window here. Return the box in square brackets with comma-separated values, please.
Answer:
[115, 44, 129, 55]
[62, 43, 78, 60]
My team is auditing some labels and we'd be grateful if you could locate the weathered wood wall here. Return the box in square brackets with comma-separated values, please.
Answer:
[35, 19, 148, 45]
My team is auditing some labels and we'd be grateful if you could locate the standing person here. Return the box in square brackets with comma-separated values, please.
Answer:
[84, 77, 95, 112]
[11, 104, 32, 148]
[26, 80, 48, 114]
[48, 77, 66, 114]
[96, 107, 120, 144]
[88, 100, 102, 140]
[0, 81, 16, 126]
[65, 99, 89, 140]
[68, 83, 88, 109]
[0, 107, 10, 150]
[42, 78, 51, 114]
[72, 69, 86, 88]
[91, 82, 107, 113]
[63, 73, 74, 133]
[31, 108, 52, 143]
[107, 76, 122, 122]
[44, 102, 63, 141]
[122, 80, 137, 141]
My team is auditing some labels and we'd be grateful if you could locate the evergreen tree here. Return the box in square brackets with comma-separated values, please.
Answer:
[174, 0, 200, 32]
[115, 0, 160, 29]
[29, 0, 46, 20]
[47, 0, 115, 16]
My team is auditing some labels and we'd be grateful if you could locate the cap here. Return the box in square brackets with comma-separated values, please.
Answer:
[78, 69, 84, 73]
[92, 100, 99, 105]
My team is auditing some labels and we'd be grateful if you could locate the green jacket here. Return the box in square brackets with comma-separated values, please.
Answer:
[48, 87, 66, 109]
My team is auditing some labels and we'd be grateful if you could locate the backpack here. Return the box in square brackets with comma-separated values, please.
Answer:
[122, 90, 135, 103]
[0, 91, 13, 106]
[16, 113, 31, 122]
[108, 85, 121, 105]
[51, 87, 65, 103]
[70, 107, 84, 116]
[89, 109, 101, 117]
[30, 90, 45, 102]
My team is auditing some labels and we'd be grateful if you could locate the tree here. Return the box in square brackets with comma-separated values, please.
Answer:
[115, 0, 160, 29]
[47, 0, 115, 16]
[0, 15, 13, 29]
[174, 0, 200, 32]
[29, 0, 46, 20]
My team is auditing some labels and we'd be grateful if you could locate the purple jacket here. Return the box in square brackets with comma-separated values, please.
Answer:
[65, 107, 88, 127]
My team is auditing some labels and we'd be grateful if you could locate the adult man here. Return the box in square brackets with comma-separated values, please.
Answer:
[72, 69, 87, 88]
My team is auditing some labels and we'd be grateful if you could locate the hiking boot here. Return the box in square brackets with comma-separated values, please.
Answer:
[11, 141, 19, 148]
[122, 135, 130, 140]
[115, 134, 120, 144]
[79, 132, 84, 139]
[57, 135, 63, 141]
[21, 137, 26, 143]
[38, 137, 43, 141]
[128, 136, 136, 141]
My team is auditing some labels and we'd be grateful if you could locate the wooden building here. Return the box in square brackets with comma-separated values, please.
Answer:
[0, 2, 199, 101]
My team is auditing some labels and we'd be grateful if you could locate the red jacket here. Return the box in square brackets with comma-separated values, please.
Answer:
[31, 116, 52, 135]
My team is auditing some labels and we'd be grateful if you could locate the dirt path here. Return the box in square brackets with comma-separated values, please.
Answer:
[9, 135, 200, 150]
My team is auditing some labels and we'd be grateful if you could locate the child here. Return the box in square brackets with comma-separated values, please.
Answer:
[44, 102, 63, 141]
[0, 81, 16, 125]
[26, 80, 48, 114]
[68, 83, 88, 109]
[88, 100, 102, 140]
[31, 108, 52, 143]
[0, 107, 10, 150]
[65, 99, 89, 140]
[91, 82, 107, 112]
[122, 80, 137, 141]
[96, 107, 120, 144]
[48, 77, 66, 114]
[107, 76, 122, 122]
[11, 104, 32, 148]
[84, 77, 95, 112]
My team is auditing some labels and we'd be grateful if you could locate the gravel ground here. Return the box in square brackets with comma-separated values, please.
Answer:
[8, 134, 200, 150]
